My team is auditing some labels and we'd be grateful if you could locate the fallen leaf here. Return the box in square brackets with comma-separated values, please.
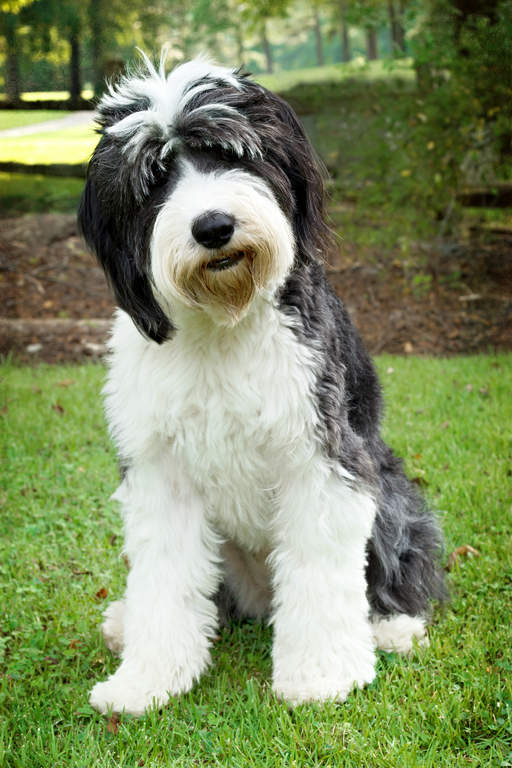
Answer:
[56, 379, 75, 388]
[478, 387, 490, 397]
[440, 420, 450, 429]
[465, 384, 473, 393]
[445, 544, 480, 571]
[52, 403, 65, 414]
[106, 714, 120, 734]
[95, 587, 108, 600]
[412, 476, 428, 487]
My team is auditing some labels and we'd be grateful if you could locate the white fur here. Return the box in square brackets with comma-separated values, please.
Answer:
[102, 55, 260, 161]
[371, 614, 428, 653]
[90, 298, 378, 715]
[150, 161, 294, 325]
[100, 599, 125, 655]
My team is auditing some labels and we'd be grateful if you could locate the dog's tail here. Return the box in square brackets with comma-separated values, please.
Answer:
[365, 439, 447, 619]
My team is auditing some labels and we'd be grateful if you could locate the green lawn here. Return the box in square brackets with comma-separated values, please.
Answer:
[1, 355, 511, 767]
[0, 111, 71, 131]
[0, 124, 97, 165]
[256, 57, 415, 93]
[0, 90, 94, 102]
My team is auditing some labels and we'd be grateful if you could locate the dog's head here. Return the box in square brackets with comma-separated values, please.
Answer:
[79, 52, 331, 341]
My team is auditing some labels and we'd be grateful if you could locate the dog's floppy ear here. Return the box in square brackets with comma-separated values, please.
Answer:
[271, 94, 332, 262]
[78, 159, 172, 344]
[245, 85, 334, 264]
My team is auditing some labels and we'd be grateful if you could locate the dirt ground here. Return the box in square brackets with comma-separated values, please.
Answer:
[1, 213, 511, 363]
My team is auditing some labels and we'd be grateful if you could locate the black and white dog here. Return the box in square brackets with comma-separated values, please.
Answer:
[78, 52, 445, 716]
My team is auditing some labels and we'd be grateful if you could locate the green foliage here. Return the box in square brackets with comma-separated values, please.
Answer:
[1, 356, 511, 766]
[410, 0, 512, 188]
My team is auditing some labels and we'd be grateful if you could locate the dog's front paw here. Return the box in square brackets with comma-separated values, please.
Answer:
[273, 659, 376, 706]
[89, 665, 177, 716]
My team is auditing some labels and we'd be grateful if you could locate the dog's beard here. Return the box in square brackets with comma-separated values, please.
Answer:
[157, 240, 281, 324]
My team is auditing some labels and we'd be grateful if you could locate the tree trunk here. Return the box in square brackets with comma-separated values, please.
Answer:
[5, 15, 20, 102]
[396, 0, 406, 52]
[261, 21, 273, 74]
[339, 1, 351, 62]
[313, 7, 324, 67]
[69, 29, 82, 103]
[366, 28, 378, 61]
[89, 0, 104, 97]
[388, 1, 406, 54]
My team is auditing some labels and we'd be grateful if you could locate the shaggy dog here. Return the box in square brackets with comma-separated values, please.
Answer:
[78, 52, 445, 716]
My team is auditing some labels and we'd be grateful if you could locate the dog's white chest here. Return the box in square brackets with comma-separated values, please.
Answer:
[108, 303, 319, 551]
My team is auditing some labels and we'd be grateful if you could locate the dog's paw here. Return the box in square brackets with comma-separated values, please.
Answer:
[100, 600, 125, 655]
[273, 660, 376, 706]
[89, 670, 171, 716]
[371, 614, 428, 654]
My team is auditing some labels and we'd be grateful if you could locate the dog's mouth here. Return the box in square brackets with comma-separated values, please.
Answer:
[205, 250, 248, 272]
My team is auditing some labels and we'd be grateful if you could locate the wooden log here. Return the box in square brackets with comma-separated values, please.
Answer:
[457, 183, 512, 208]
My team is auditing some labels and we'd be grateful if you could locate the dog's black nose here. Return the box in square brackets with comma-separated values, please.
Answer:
[191, 211, 235, 249]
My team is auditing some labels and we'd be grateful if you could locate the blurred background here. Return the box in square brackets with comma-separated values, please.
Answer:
[0, 0, 511, 361]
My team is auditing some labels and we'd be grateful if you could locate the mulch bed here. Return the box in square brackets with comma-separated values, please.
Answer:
[1, 213, 511, 363]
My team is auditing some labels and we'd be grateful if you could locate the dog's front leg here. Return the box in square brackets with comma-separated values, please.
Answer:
[271, 464, 377, 705]
[89, 454, 219, 716]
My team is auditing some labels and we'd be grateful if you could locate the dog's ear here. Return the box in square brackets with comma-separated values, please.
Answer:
[271, 94, 332, 262]
[78, 160, 172, 344]
[246, 86, 333, 265]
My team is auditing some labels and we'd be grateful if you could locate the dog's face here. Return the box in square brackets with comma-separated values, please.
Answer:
[79, 54, 330, 340]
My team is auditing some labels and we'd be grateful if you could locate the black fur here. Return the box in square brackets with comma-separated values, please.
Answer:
[279, 263, 446, 616]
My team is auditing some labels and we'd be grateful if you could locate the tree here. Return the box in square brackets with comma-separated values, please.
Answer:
[0, 0, 38, 101]
[388, 0, 406, 53]
[338, 0, 352, 61]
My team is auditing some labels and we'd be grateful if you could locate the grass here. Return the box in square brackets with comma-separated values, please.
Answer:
[1, 355, 511, 767]
[0, 90, 94, 102]
[0, 111, 71, 131]
[256, 58, 415, 93]
[0, 173, 84, 215]
[0, 124, 97, 165]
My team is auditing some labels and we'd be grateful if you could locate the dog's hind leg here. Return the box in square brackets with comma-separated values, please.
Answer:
[366, 439, 446, 619]
[215, 541, 272, 625]
[100, 600, 125, 655]
[371, 613, 428, 653]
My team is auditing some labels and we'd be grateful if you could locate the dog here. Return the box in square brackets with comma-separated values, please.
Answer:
[78, 52, 446, 716]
